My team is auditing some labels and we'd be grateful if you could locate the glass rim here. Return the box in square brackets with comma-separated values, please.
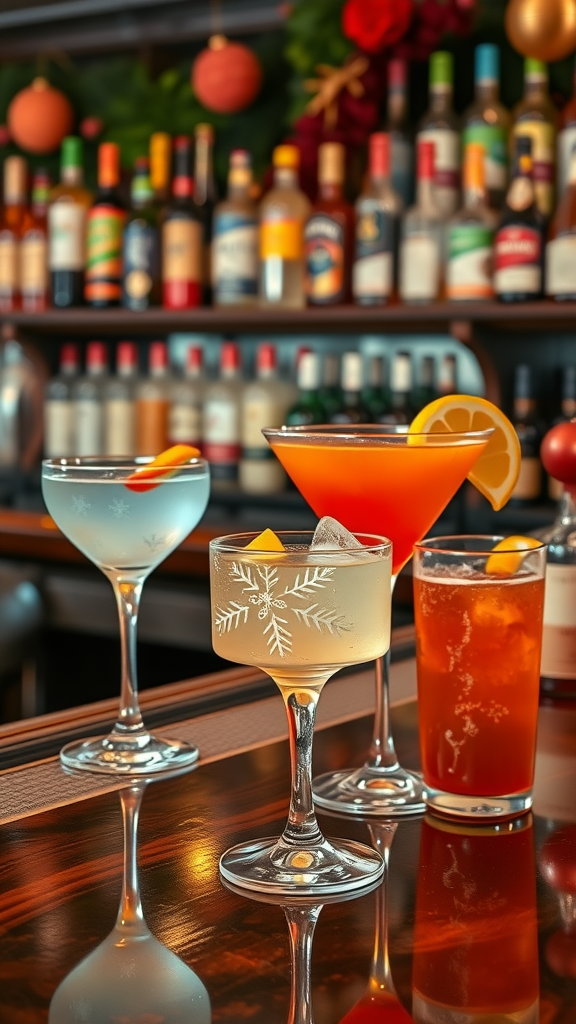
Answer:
[210, 529, 392, 555]
[262, 425, 494, 444]
[414, 533, 547, 557]
[42, 455, 209, 473]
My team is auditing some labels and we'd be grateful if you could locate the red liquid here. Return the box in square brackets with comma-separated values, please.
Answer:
[340, 991, 414, 1024]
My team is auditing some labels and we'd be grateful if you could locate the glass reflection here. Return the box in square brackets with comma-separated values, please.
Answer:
[412, 814, 539, 1024]
[49, 777, 211, 1024]
[540, 824, 576, 979]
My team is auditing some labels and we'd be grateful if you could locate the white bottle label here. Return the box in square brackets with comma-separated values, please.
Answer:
[417, 128, 460, 216]
[203, 396, 240, 479]
[169, 403, 202, 445]
[49, 201, 86, 271]
[75, 401, 102, 456]
[399, 236, 440, 301]
[541, 562, 576, 679]
[352, 251, 393, 299]
[105, 399, 135, 456]
[44, 401, 74, 458]
[546, 235, 576, 296]
[0, 233, 18, 290]
[212, 214, 258, 299]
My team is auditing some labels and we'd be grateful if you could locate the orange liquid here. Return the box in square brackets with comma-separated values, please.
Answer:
[413, 817, 539, 1014]
[414, 573, 544, 796]
[340, 992, 414, 1024]
[270, 440, 487, 574]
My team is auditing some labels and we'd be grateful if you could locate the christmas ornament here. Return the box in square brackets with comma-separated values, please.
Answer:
[7, 77, 73, 154]
[80, 115, 104, 140]
[342, 0, 414, 54]
[505, 0, 576, 63]
[304, 56, 370, 129]
[191, 35, 262, 114]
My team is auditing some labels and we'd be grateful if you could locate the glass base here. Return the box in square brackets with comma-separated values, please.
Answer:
[60, 732, 199, 776]
[425, 785, 532, 821]
[219, 835, 384, 896]
[312, 766, 426, 817]
[412, 991, 539, 1024]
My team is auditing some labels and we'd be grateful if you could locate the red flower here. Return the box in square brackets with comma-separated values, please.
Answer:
[342, 0, 414, 54]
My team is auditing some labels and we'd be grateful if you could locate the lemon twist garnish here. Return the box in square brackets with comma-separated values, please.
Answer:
[245, 528, 285, 551]
[485, 535, 542, 576]
[125, 444, 201, 492]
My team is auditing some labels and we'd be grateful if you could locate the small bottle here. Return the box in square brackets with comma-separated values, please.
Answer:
[149, 131, 171, 210]
[168, 345, 204, 449]
[203, 341, 243, 489]
[44, 343, 80, 458]
[0, 155, 29, 313]
[385, 59, 414, 208]
[104, 341, 138, 456]
[412, 355, 437, 413]
[548, 366, 576, 500]
[399, 140, 443, 303]
[462, 44, 510, 210]
[49, 136, 92, 309]
[378, 351, 412, 424]
[73, 341, 108, 456]
[319, 352, 342, 420]
[437, 353, 458, 396]
[194, 123, 217, 301]
[417, 51, 460, 219]
[21, 168, 50, 313]
[239, 342, 290, 495]
[162, 136, 203, 309]
[85, 143, 126, 307]
[122, 156, 161, 311]
[285, 352, 327, 426]
[259, 145, 310, 308]
[353, 132, 402, 307]
[135, 341, 171, 456]
[510, 364, 543, 504]
[305, 142, 354, 305]
[446, 142, 495, 302]
[494, 135, 545, 302]
[546, 143, 576, 301]
[212, 150, 259, 306]
[512, 58, 558, 218]
[362, 354, 391, 421]
[329, 352, 371, 424]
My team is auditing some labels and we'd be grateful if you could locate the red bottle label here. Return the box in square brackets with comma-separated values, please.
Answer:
[495, 226, 541, 269]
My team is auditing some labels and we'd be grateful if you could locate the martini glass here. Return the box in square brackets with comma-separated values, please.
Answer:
[42, 455, 210, 775]
[263, 425, 492, 817]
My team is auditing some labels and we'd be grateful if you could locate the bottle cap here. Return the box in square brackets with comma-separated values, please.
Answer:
[430, 51, 453, 88]
[61, 343, 79, 370]
[525, 57, 547, 80]
[61, 136, 83, 171]
[186, 345, 203, 375]
[131, 156, 153, 204]
[388, 58, 407, 89]
[318, 142, 345, 186]
[475, 43, 499, 83]
[32, 168, 51, 205]
[149, 132, 171, 191]
[369, 132, 390, 178]
[256, 342, 277, 374]
[195, 123, 214, 142]
[417, 139, 435, 181]
[298, 352, 320, 390]
[273, 145, 299, 169]
[463, 142, 485, 191]
[4, 155, 27, 203]
[149, 341, 168, 373]
[341, 352, 363, 392]
[117, 341, 138, 370]
[98, 142, 120, 189]
[229, 149, 252, 188]
[221, 340, 241, 372]
[86, 341, 108, 370]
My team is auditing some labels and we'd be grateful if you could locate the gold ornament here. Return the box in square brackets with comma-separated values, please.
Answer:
[505, 0, 576, 62]
[303, 56, 369, 129]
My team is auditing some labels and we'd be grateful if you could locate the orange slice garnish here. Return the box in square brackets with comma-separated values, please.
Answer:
[125, 444, 201, 492]
[245, 528, 285, 551]
[485, 535, 543, 576]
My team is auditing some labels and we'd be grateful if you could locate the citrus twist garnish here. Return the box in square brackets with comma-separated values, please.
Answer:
[245, 528, 285, 551]
[408, 395, 521, 511]
[485, 535, 542, 576]
[125, 444, 201, 492]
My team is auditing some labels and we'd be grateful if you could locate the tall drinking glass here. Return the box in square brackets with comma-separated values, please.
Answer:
[42, 455, 210, 775]
[210, 530, 392, 895]
[264, 425, 492, 817]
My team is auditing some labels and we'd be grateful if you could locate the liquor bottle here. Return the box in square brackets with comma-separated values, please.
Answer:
[512, 58, 558, 218]
[329, 352, 371, 424]
[462, 44, 510, 210]
[194, 123, 217, 301]
[412, 355, 437, 413]
[149, 132, 171, 210]
[558, 57, 576, 197]
[546, 143, 576, 301]
[49, 136, 92, 309]
[44, 343, 80, 458]
[353, 132, 401, 307]
[494, 135, 545, 302]
[399, 140, 443, 303]
[385, 58, 414, 208]
[378, 351, 412, 424]
[548, 366, 576, 500]
[417, 51, 460, 219]
[122, 156, 160, 311]
[73, 341, 108, 456]
[259, 144, 310, 308]
[0, 155, 29, 313]
[168, 345, 204, 449]
[212, 150, 259, 306]
[239, 342, 290, 495]
[305, 143, 354, 305]
[162, 136, 203, 309]
[203, 340, 243, 489]
[285, 352, 327, 426]
[135, 341, 171, 456]
[319, 352, 342, 420]
[363, 354, 391, 421]
[446, 142, 495, 302]
[437, 353, 458, 395]
[85, 143, 126, 307]
[21, 168, 50, 313]
[510, 364, 543, 504]
[104, 341, 138, 456]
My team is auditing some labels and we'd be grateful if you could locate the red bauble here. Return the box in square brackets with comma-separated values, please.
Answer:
[541, 420, 576, 485]
[342, 0, 414, 54]
[8, 77, 73, 154]
[192, 35, 262, 114]
[80, 116, 104, 140]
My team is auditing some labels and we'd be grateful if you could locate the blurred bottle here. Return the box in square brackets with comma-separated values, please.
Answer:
[212, 150, 258, 306]
[203, 341, 243, 489]
[495, 136, 544, 303]
[168, 345, 204, 449]
[44, 343, 80, 458]
[21, 168, 50, 313]
[135, 342, 171, 456]
[417, 51, 460, 219]
[49, 136, 92, 308]
[0, 156, 29, 313]
[104, 341, 138, 456]
[149, 131, 171, 210]
[558, 56, 576, 196]
[378, 351, 412, 424]
[330, 352, 371, 424]
[240, 342, 290, 494]
[412, 355, 437, 413]
[363, 354, 391, 421]
[162, 136, 203, 309]
[437, 353, 458, 396]
[446, 142, 495, 302]
[399, 140, 443, 303]
[319, 352, 342, 420]
[73, 341, 108, 456]
[0, 331, 44, 471]
[122, 157, 160, 311]
[353, 132, 401, 307]
[385, 58, 414, 208]
[463, 44, 510, 210]
[546, 142, 576, 301]
[285, 352, 326, 426]
[194, 123, 217, 300]
[259, 145, 310, 308]
[548, 366, 576, 499]
[305, 142, 354, 306]
[85, 143, 126, 307]
[510, 364, 544, 504]
[512, 58, 557, 218]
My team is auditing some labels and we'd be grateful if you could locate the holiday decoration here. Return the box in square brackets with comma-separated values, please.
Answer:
[79, 115, 104, 141]
[505, 0, 576, 63]
[192, 35, 262, 114]
[342, 0, 414, 53]
[7, 77, 74, 154]
[304, 56, 369, 128]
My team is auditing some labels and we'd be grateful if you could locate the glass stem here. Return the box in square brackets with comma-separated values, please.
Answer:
[366, 575, 399, 771]
[285, 904, 322, 1024]
[116, 783, 147, 936]
[279, 685, 324, 847]
[367, 823, 398, 993]
[109, 575, 147, 736]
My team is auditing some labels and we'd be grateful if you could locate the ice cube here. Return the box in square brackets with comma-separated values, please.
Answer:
[311, 516, 363, 551]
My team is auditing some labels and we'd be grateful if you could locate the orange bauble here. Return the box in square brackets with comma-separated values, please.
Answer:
[8, 77, 74, 154]
[192, 35, 262, 114]
[505, 0, 576, 62]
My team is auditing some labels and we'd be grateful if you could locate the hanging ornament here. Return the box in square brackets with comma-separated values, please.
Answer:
[191, 35, 262, 114]
[505, 0, 576, 62]
[80, 115, 104, 141]
[342, 0, 414, 54]
[304, 56, 370, 129]
[7, 77, 74, 154]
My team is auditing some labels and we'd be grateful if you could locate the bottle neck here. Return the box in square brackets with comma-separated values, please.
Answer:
[318, 181, 343, 201]
[429, 84, 453, 114]
[62, 165, 83, 187]
[416, 176, 436, 208]
[387, 89, 407, 130]
[514, 396, 535, 418]
[475, 79, 499, 104]
[195, 138, 215, 207]
[463, 182, 486, 208]
[274, 167, 298, 189]
[524, 76, 547, 100]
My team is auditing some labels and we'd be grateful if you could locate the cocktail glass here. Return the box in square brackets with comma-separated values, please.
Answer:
[210, 529, 392, 895]
[42, 455, 210, 775]
[263, 425, 492, 817]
